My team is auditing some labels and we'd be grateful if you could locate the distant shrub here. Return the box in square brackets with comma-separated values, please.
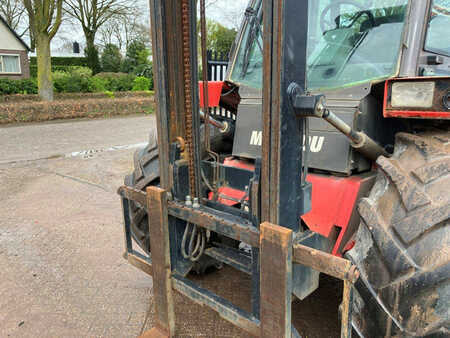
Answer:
[132, 76, 151, 91]
[30, 56, 88, 67]
[30, 65, 90, 77]
[119, 58, 134, 73]
[95, 72, 128, 78]
[101, 44, 122, 73]
[53, 72, 90, 93]
[29, 57, 90, 77]
[20, 78, 38, 94]
[0, 72, 136, 95]
[104, 74, 135, 92]
[85, 45, 102, 74]
[70, 66, 92, 77]
[134, 64, 154, 90]
[103, 90, 115, 98]
[0, 78, 38, 95]
[88, 76, 107, 92]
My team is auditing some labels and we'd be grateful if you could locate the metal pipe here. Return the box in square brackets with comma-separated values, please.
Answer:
[321, 108, 389, 161]
[293, 243, 360, 283]
[199, 110, 227, 131]
[322, 109, 362, 144]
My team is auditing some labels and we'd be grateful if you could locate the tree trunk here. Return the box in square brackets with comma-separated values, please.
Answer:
[36, 33, 53, 101]
[84, 32, 101, 74]
[29, 30, 36, 52]
[28, 12, 36, 52]
[86, 33, 95, 51]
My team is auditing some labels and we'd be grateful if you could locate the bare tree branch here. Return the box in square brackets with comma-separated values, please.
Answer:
[98, 5, 150, 52]
[64, 0, 133, 49]
[0, 0, 28, 35]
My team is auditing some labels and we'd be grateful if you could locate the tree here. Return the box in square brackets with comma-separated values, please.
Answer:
[64, 0, 130, 70]
[0, 0, 34, 49]
[85, 45, 101, 74]
[210, 23, 237, 55]
[101, 43, 122, 72]
[0, 0, 25, 32]
[121, 39, 150, 73]
[98, 5, 150, 52]
[23, 0, 63, 101]
[201, 19, 237, 56]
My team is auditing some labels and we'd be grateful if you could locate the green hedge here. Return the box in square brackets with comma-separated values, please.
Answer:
[30, 56, 88, 67]
[51, 73, 137, 93]
[0, 73, 156, 95]
[30, 65, 91, 78]
[0, 91, 154, 103]
[30, 57, 89, 77]
[0, 78, 38, 94]
[132, 77, 151, 91]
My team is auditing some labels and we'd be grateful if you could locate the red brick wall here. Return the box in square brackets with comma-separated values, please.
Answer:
[0, 49, 30, 79]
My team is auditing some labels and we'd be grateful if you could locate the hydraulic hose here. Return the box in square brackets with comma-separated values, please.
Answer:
[181, 223, 206, 262]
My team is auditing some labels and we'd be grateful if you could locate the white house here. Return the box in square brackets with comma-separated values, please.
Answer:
[0, 15, 30, 79]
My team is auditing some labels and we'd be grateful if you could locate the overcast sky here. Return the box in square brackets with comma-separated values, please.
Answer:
[206, 0, 248, 29]
[48, 0, 249, 53]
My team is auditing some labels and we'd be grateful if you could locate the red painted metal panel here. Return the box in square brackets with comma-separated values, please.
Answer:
[223, 157, 255, 171]
[199, 81, 224, 108]
[210, 186, 247, 206]
[301, 175, 363, 256]
[212, 158, 366, 256]
[384, 110, 450, 119]
[208, 157, 252, 206]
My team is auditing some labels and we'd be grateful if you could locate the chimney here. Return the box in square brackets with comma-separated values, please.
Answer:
[73, 41, 80, 54]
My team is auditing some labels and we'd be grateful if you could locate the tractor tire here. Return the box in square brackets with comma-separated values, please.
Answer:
[124, 126, 233, 254]
[124, 131, 159, 254]
[347, 130, 450, 337]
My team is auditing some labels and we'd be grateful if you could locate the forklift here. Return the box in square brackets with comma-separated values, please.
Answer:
[119, 0, 449, 336]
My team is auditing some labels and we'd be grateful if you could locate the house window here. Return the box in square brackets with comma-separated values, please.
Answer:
[0, 55, 21, 73]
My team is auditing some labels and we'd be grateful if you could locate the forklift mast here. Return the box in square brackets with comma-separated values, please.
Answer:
[117, 0, 361, 337]
[149, 0, 312, 236]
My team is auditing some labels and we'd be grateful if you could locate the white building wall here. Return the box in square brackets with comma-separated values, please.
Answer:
[0, 21, 25, 51]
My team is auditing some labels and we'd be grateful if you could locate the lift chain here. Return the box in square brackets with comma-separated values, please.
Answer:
[181, 0, 197, 197]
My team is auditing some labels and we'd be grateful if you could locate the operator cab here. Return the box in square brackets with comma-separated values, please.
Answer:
[224, 0, 450, 175]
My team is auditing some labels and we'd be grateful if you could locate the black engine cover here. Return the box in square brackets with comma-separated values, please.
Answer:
[232, 84, 394, 175]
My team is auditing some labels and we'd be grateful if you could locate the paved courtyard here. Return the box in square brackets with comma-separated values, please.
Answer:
[0, 116, 341, 337]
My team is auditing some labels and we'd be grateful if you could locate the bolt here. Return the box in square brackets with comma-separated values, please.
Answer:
[220, 121, 229, 133]
[317, 103, 323, 113]
[185, 195, 192, 206]
[193, 197, 200, 208]
[316, 99, 325, 117]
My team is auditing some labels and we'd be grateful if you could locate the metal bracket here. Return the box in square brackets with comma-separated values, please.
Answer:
[287, 82, 325, 118]
[118, 185, 153, 277]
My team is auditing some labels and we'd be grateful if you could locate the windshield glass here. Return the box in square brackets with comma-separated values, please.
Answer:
[425, 0, 450, 57]
[229, 0, 263, 89]
[229, 0, 409, 91]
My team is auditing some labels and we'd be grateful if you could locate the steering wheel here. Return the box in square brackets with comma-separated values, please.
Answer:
[320, 0, 375, 33]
